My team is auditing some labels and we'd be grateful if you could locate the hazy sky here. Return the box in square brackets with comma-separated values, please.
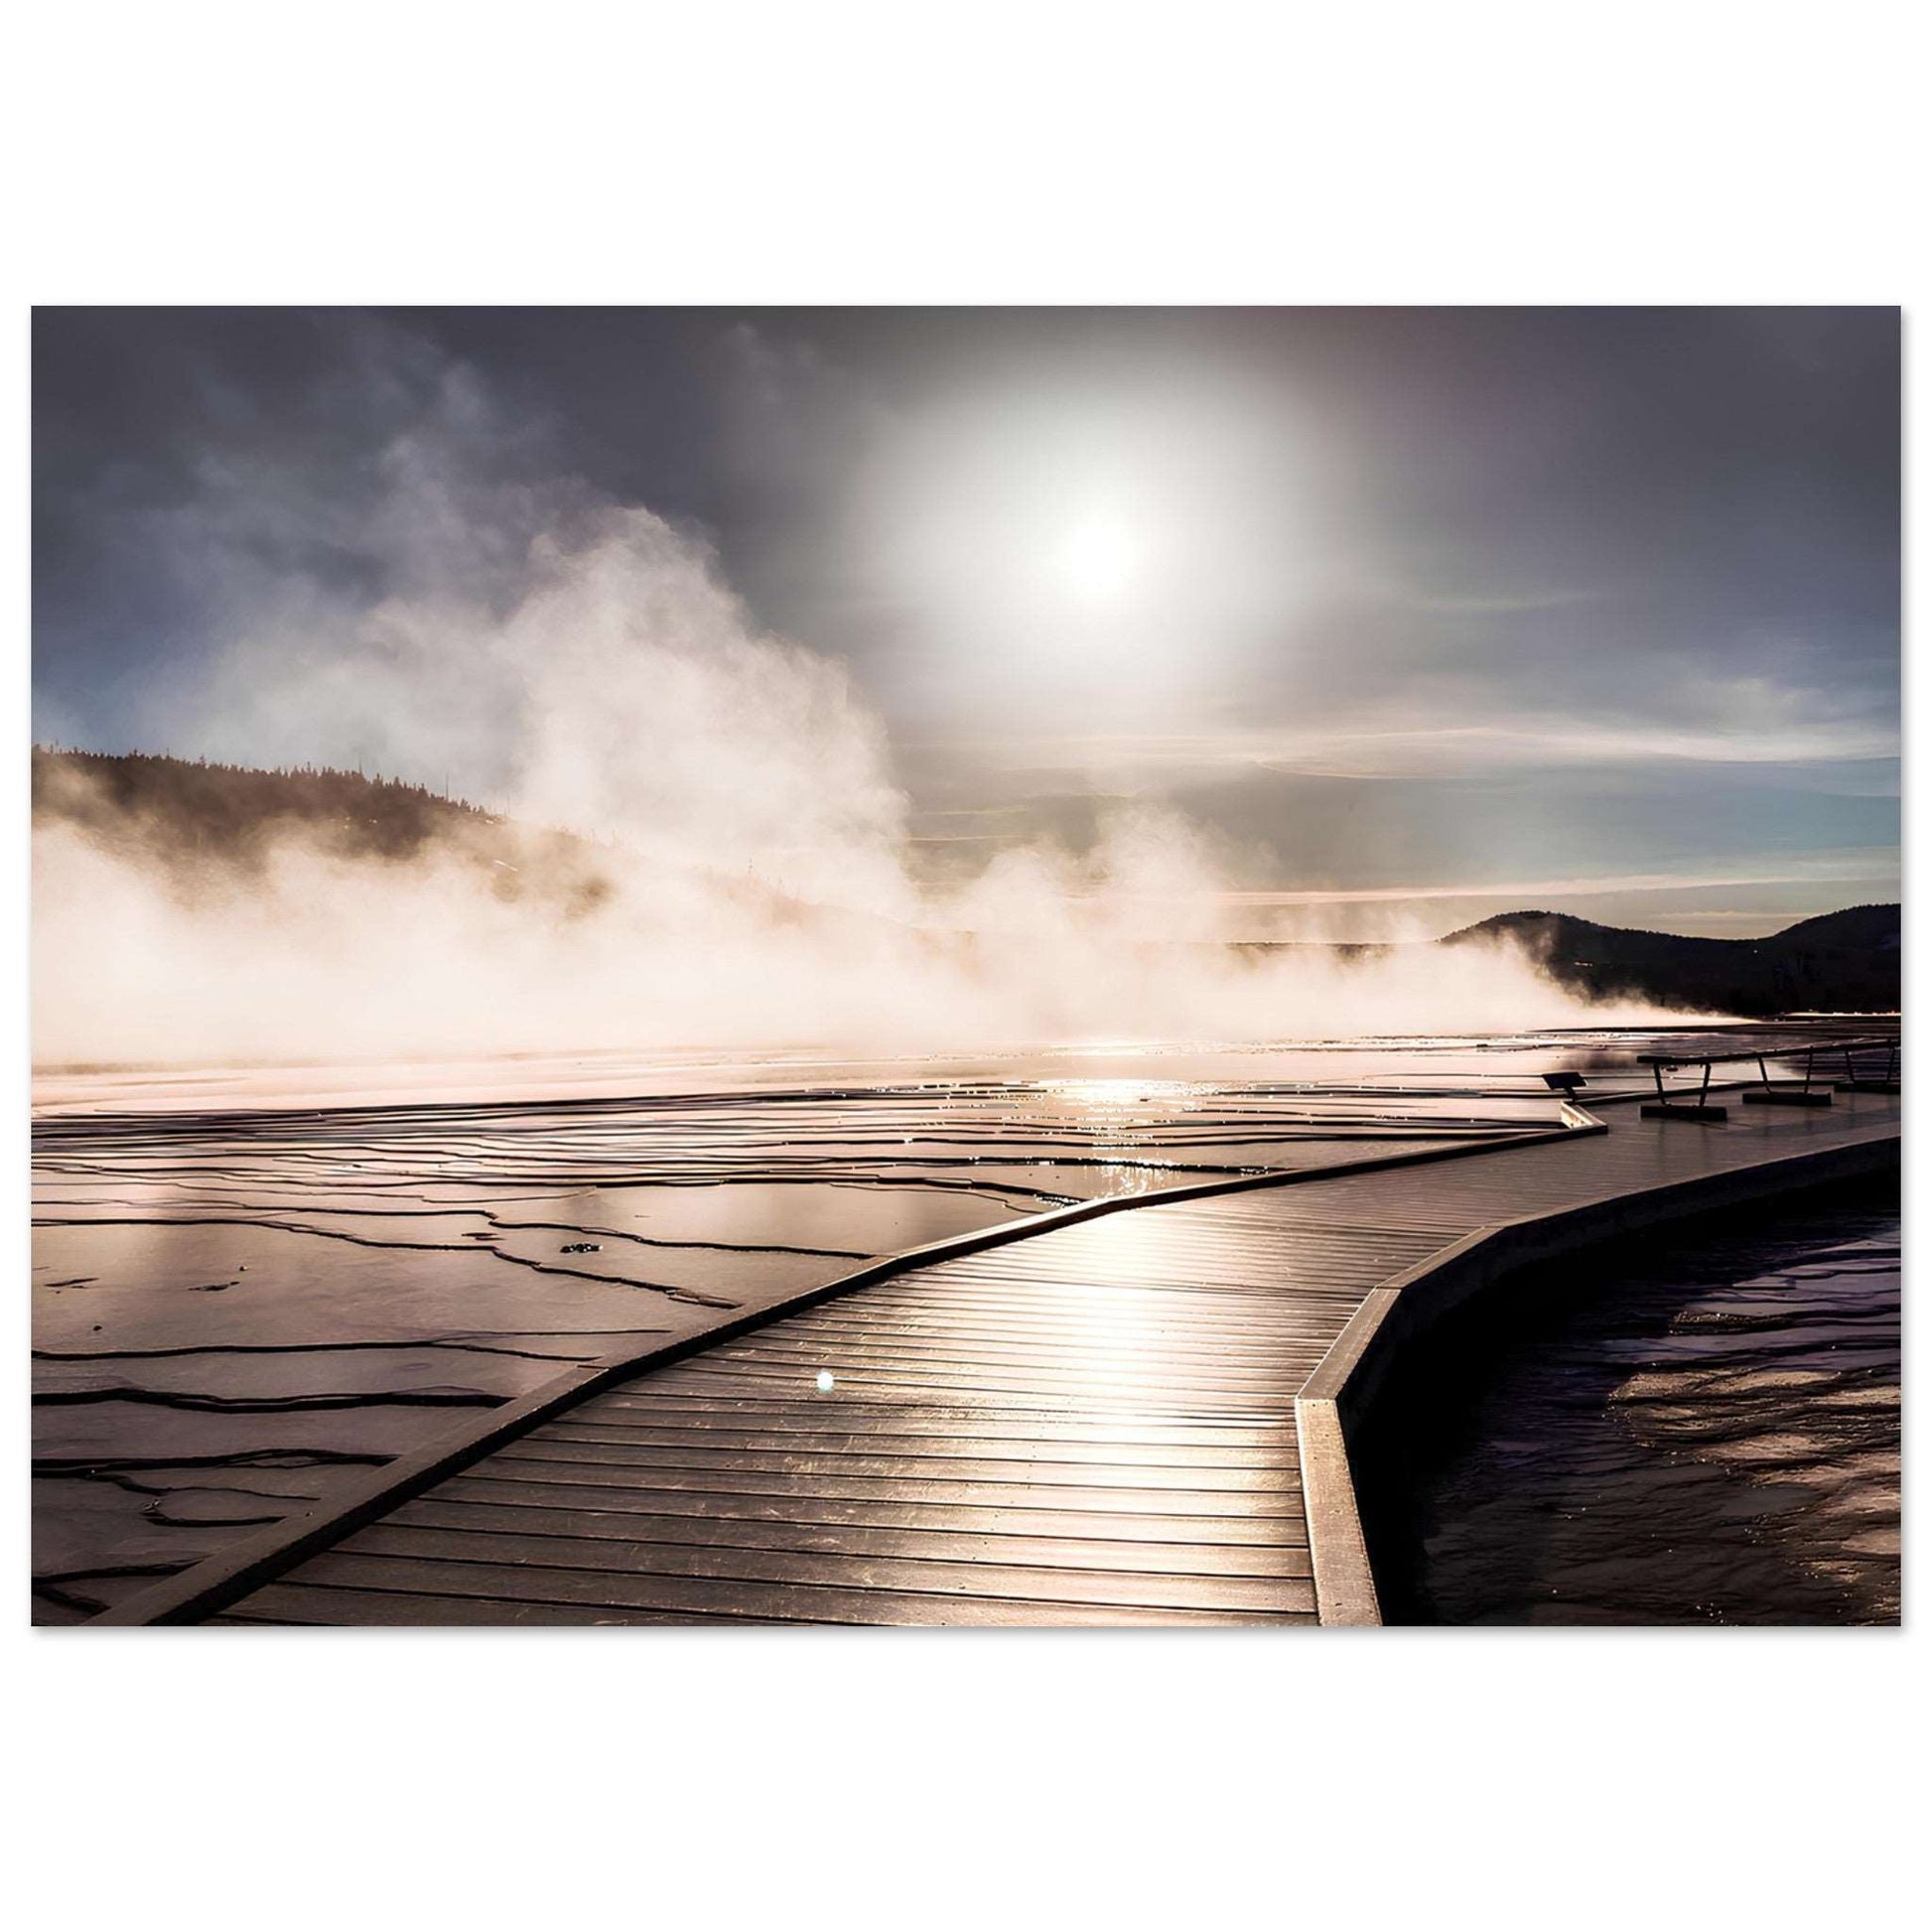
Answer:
[33, 307, 1899, 937]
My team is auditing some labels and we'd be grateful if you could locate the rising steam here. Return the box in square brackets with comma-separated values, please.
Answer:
[32, 352, 1686, 1067]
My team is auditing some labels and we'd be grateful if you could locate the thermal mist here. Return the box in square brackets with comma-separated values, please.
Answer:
[32, 400, 1691, 1068]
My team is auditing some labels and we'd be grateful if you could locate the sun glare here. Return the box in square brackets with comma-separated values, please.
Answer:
[1060, 516, 1138, 601]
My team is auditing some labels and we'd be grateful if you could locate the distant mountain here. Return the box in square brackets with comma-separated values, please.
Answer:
[1441, 906, 1900, 1016]
[1766, 904, 1901, 952]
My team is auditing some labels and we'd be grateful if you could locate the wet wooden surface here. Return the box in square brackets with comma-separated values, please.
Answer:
[214, 1088, 1901, 1626]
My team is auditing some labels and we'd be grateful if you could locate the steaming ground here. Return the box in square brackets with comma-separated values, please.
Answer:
[33, 475, 1702, 1070]
[34, 787, 1692, 1069]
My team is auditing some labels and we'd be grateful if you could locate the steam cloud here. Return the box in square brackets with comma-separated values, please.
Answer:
[33, 348, 1687, 1067]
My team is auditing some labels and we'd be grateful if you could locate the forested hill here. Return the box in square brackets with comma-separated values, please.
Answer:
[1442, 906, 1900, 1016]
[31, 746, 624, 915]
[33, 746, 506, 863]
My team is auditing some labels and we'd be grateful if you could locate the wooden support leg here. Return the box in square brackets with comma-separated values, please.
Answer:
[1643, 1058, 1727, 1122]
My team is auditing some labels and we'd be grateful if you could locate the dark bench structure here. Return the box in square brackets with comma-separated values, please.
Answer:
[1637, 1031, 1899, 1123]
[1832, 1035, 1901, 1094]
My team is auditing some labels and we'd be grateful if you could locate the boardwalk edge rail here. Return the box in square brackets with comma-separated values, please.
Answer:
[1293, 1122, 1901, 1628]
[85, 1111, 1600, 1627]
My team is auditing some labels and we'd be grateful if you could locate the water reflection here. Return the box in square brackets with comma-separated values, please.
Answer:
[1359, 1179, 1901, 1625]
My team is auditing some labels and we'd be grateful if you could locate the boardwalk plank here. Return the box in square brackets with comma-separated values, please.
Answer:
[383, 1496, 1310, 1567]
[456, 1462, 1308, 1517]
[492, 1440, 1302, 1490]
[343, 1519, 1311, 1605]
[431, 1477, 1310, 1544]
[291, 1552, 1311, 1625]
[571, 1409, 1299, 1449]
[229, 1582, 732, 1626]
[539, 1422, 1294, 1468]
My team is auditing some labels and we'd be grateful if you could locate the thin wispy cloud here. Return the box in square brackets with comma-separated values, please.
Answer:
[991, 696, 1898, 782]
[1121, 862, 1902, 909]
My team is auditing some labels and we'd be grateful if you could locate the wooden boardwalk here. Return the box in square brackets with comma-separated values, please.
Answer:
[147, 1086, 1899, 1627]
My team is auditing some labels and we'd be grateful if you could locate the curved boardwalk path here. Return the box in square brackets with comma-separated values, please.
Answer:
[149, 1088, 1899, 1627]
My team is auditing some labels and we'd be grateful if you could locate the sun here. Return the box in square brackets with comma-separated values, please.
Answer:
[1059, 515, 1138, 602]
